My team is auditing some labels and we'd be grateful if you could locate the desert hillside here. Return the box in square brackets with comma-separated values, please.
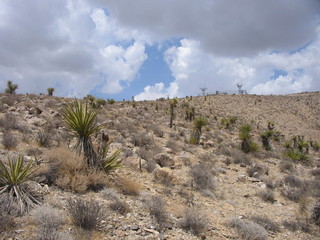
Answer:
[0, 92, 320, 240]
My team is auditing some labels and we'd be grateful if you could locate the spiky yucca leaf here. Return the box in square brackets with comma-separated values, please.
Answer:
[62, 100, 103, 139]
[99, 144, 122, 173]
[0, 156, 41, 214]
[62, 100, 105, 166]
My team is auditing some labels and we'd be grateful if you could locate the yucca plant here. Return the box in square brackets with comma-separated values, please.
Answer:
[98, 143, 122, 173]
[239, 124, 258, 153]
[0, 156, 41, 214]
[62, 100, 104, 167]
[190, 116, 208, 144]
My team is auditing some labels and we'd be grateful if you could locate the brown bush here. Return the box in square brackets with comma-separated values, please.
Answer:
[117, 177, 141, 196]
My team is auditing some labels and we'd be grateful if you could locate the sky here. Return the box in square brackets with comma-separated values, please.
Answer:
[0, 0, 319, 100]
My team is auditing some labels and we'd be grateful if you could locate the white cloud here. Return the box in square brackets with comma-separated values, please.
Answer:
[135, 32, 320, 99]
[0, 0, 148, 97]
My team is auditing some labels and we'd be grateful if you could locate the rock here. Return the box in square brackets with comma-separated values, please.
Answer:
[26, 116, 47, 126]
[153, 153, 174, 168]
[130, 225, 140, 231]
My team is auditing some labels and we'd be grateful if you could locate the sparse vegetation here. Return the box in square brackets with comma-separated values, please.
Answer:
[229, 218, 268, 240]
[179, 207, 208, 236]
[66, 197, 103, 230]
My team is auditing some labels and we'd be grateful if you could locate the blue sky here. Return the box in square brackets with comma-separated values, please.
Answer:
[0, 0, 319, 100]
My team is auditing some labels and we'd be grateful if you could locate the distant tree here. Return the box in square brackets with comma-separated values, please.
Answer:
[47, 88, 55, 96]
[5, 80, 18, 94]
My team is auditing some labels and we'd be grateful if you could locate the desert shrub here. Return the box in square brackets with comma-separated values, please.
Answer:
[311, 199, 320, 225]
[282, 220, 311, 233]
[166, 139, 181, 153]
[179, 207, 208, 236]
[228, 218, 268, 240]
[0, 113, 19, 131]
[0, 156, 41, 214]
[247, 164, 269, 178]
[1, 95, 16, 106]
[250, 215, 280, 232]
[279, 160, 295, 173]
[132, 132, 154, 148]
[199, 152, 214, 162]
[0, 194, 19, 233]
[281, 175, 309, 202]
[104, 189, 131, 215]
[146, 159, 157, 173]
[258, 189, 275, 203]
[66, 197, 103, 230]
[45, 148, 107, 192]
[2, 132, 18, 149]
[190, 116, 208, 144]
[36, 130, 53, 148]
[190, 163, 216, 191]
[30, 205, 64, 232]
[109, 199, 130, 215]
[233, 152, 252, 166]
[145, 195, 167, 223]
[117, 177, 141, 196]
[151, 125, 164, 138]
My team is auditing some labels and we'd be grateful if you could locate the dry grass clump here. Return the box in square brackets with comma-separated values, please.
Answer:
[66, 197, 104, 231]
[279, 160, 295, 173]
[101, 188, 131, 215]
[190, 163, 216, 191]
[145, 195, 167, 223]
[117, 177, 141, 196]
[249, 215, 280, 232]
[29, 204, 72, 240]
[132, 132, 154, 148]
[311, 199, 320, 225]
[44, 148, 108, 193]
[179, 207, 208, 236]
[281, 175, 309, 202]
[0, 113, 19, 131]
[0, 194, 19, 234]
[258, 189, 275, 203]
[247, 164, 269, 178]
[233, 151, 252, 166]
[228, 218, 268, 240]
[2, 131, 18, 149]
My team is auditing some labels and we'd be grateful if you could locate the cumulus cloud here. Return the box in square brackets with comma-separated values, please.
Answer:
[135, 32, 320, 99]
[0, 0, 147, 97]
[93, 0, 320, 56]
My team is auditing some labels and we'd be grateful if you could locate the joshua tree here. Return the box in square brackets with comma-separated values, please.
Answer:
[5, 80, 18, 94]
[47, 88, 55, 96]
[62, 100, 104, 167]
[169, 98, 178, 128]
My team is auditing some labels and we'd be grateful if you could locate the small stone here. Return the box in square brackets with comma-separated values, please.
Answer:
[130, 225, 140, 231]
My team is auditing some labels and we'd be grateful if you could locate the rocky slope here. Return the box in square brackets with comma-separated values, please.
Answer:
[0, 92, 319, 240]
